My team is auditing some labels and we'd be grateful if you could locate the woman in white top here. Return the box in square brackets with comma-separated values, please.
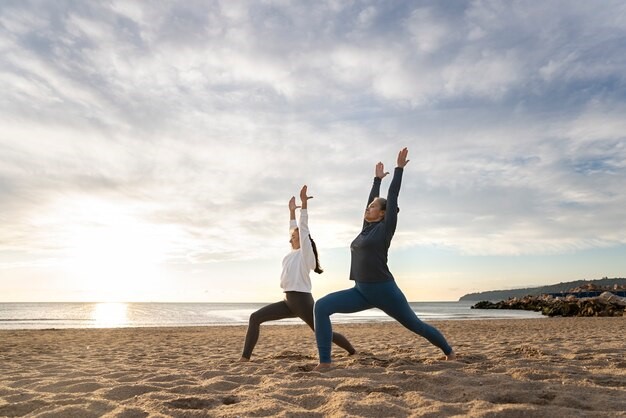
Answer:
[239, 185, 355, 361]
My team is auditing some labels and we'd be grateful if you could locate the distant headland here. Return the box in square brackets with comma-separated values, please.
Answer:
[466, 278, 626, 317]
[459, 277, 626, 301]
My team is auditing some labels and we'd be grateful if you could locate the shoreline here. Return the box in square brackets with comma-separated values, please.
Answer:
[1, 318, 624, 417]
[0, 314, 547, 332]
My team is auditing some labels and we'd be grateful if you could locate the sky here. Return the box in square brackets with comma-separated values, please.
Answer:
[1, 1, 626, 303]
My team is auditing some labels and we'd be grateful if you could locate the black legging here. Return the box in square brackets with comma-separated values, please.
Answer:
[241, 291, 355, 359]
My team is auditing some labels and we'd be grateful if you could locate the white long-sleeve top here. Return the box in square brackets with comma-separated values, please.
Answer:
[280, 209, 317, 292]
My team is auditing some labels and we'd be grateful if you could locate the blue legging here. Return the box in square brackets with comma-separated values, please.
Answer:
[314, 281, 453, 363]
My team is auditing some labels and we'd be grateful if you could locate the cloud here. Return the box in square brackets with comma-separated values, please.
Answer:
[1, 0, 626, 274]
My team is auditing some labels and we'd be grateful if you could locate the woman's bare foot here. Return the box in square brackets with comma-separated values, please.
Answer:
[445, 350, 456, 361]
[313, 363, 332, 372]
[238, 357, 250, 362]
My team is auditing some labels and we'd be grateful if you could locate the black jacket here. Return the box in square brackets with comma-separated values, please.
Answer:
[349, 167, 403, 282]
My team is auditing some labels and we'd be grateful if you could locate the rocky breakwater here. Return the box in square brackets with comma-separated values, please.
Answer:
[472, 291, 626, 317]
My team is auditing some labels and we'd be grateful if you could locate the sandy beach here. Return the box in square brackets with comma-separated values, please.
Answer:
[1, 318, 625, 417]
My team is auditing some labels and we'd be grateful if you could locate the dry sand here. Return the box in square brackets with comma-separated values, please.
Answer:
[1, 318, 625, 417]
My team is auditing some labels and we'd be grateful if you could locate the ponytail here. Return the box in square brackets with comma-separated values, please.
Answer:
[308, 235, 323, 274]
[377, 197, 400, 214]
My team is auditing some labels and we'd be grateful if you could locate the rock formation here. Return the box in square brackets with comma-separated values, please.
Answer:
[471, 291, 626, 317]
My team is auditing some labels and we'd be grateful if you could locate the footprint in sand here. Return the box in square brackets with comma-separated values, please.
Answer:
[295, 364, 316, 372]
[2, 392, 38, 403]
[113, 407, 150, 418]
[590, 376, 626, 388]
[103, 385, 159, 401]
[34, 380, 103, 394]
[200, 370, 224, 379]
[489, 390, 559, 407]
[0, 400, 48, 417]
[272, 351, 316, 361]
[204, 379, 240, 391]
[215, 374, 262, 385]
[336, 383, 401, 396]
[144, 373, 190, 383]
[166, 397, 215, 410]
[354, 356, 393, 367]
[165, 395, 239, 410]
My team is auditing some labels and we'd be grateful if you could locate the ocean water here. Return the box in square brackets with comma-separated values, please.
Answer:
[0, 301, 542, 330]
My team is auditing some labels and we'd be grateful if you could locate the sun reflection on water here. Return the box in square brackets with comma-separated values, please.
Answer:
[92, 303, 128, 327]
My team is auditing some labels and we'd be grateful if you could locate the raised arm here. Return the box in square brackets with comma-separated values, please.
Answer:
[298, 185, 316, 270]
[288, 196, 298, 232]
[384, 148, 409, 242]
[362, 162, 386, 229]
